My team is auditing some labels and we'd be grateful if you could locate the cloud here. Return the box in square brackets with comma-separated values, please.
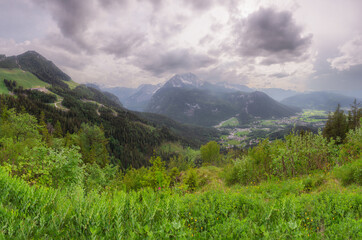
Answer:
[270, 73, 289, 78]
[328, 35, 362, 71]
[102, 33, 146, 58]
[135, 47, 217, 75]
[233, 7, 312, 65]
[33, 0, 97, 52]
[311, 64, 362, 92]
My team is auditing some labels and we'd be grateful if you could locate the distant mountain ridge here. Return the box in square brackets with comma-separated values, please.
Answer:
[99, 73, 254, 111]
[281, 92, 360, 110]
[146, 87, 299, 127]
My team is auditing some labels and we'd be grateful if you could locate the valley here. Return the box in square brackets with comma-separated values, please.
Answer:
[217, 109, 328, 148]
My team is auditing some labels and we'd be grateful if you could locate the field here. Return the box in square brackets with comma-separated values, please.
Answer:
[0, 68, 49, 93]
[219, 117, 239, 127]
[299, 109, 328, 123]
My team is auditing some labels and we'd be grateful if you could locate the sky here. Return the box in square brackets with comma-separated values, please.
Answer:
[0, 0, 361, 93]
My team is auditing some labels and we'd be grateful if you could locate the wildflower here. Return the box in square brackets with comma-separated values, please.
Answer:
[191, 217, 193, 220]
[195, 219, 197, 222]
[311, 219, 313, 222]
[158, 187, 161, 190]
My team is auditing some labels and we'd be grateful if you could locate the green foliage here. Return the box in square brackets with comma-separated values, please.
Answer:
[76, 123, 109, 167]
[339, 123, 362, 164]
[347, 99, 362, 130]
[146, 156, 170, 189]
[223, 131, 338, 185]
[0, 167, 360, 239]
[335, 158, 362, 186]
[200, 141, 221, 165]
[223, 157, 254, 186]
[185, 168, 198, 192]
[122, 167, 148, 192]
[323, 104, 349, 143]
[84, 163, 118, 192]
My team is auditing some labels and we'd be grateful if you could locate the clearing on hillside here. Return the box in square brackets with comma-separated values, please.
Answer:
[0, 68, 49, 94]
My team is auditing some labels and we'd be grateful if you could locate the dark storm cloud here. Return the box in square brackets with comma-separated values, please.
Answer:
[33, 0, 96, 52]
[136, 48, 217, 75]
[233, 7, 312, 65]
[102, 33, 146, 58]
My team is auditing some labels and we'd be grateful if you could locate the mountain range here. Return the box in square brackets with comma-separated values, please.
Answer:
[146, 84, 299, 126]
[281, 92, 361, 111]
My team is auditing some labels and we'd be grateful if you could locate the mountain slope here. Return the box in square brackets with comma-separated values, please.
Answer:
[259, 88, 298, 101]
[0, 51, 71, 88]
[281, 92, 359, 110]
[123, 83, 162, 111]
[147, 88, 299, 127]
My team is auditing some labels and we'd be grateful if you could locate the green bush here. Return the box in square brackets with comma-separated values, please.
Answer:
[335, 158, 362, 186]
[185, 168, 198, 192]
[223, 157, 254, 185]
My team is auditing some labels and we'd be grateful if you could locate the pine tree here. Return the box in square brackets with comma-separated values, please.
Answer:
[323, 104, 348, 144]
[348, 99, 362, 130]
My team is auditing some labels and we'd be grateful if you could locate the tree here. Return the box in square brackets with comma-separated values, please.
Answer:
[76, 123, 109, 167]
[348, 99, 362, 130]
[323, 104, 348, 144]
[200, 141, 221, 165]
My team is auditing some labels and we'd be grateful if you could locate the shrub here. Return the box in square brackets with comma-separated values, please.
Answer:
[335, 158, 362, 186]
[185, 168, 198, 192]
[223, 157, 254, 186]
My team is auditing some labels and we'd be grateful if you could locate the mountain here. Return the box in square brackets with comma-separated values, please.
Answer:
[147, 87, 299, 127]
[163, 73, 204, 89]
[281, 92, 359, 110]
[0, 51, 71, 88]
[259, 88, 298, 101]
[0, 51, 220, 168]
[123, 83, 162, 111]
[102, 86, 137, 103]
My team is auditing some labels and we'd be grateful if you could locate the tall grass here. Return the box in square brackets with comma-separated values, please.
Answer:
[0, 167, 361, 239]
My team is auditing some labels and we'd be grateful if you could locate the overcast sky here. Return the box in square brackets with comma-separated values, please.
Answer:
[0, 0, 361, 92]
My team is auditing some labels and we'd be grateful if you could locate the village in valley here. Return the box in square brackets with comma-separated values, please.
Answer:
[216, 110, 329, 148]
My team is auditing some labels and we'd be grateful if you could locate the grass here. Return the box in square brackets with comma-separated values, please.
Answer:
[0, 68, 49, 94]
[221, 117, 239, 127]
[299, 109, 328, 123]
[260, 120, 277, 126]
[63, 80, 79, 89]
[0, 166, 360, 239]
[236, 131, 249, 137]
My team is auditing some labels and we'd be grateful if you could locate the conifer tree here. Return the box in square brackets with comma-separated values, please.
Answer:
[323, 104, 348, 144]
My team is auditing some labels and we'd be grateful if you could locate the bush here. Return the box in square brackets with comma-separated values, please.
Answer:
[335, 158, 362, 186]
[185, 168, 198, 192]
[223, 157, 254, 186]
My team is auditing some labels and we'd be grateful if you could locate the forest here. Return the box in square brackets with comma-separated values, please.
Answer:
[0, 97, 360, 239]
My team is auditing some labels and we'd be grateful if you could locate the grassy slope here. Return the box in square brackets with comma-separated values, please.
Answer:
[0, 165, 360, 239]
[63, 79, 79, 89]
[0, 68, 49, 94]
